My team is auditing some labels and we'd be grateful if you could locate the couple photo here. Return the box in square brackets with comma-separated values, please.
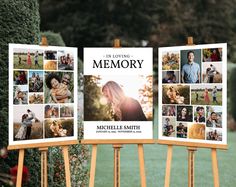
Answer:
[14, 108, 42, 140]
[162, 85, 190, 104]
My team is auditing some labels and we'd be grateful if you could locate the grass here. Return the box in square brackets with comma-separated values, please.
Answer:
[90, 131, 236, 187]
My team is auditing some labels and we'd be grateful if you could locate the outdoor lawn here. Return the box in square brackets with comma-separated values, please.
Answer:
[91, 131, 236, 187]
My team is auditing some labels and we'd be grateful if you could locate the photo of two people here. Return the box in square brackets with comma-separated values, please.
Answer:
[14, 105, 43, 141]
[44, 72, 74, 104]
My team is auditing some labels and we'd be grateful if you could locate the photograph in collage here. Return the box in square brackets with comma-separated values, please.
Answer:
[162, 117, 176, 137]
[9, 44, 77, 145]
[162, 105, 176, 116]
[44, 119, 74, 138]
[29, 93, 44, 104]
[45, 105, 59, 118]
[44, 50, 57, 70]
[202, 63, 222, 83]
[29, 70, 43, 92]
[206, 128, 222, 141]
[191, 85, 222, 105]
[13, 85, 28, 105]
[176, 122, 188, 138]
[202, 48, 222, 62]
[162, 51, 180, 70]
[206, 106, 222, 128]
[13, 48, 44, 69]
[14, 70, 28, 85]
[177, 106, 193, 122]
[193, 106, 206, 123]
[188, 123, 205, 140]
[162, 71, 180, 83]
[13, 105, 43, 141]
[180, 49, 201, 83]
[162, 85, 190, 104]
[58, 50, 74, 70]
[44, 72, 74, 104]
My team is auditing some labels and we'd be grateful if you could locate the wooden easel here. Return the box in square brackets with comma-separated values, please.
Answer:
[158, 36, 228, 187]
[8, 36, 79, 187]
[81, 139, 154, 187]
[8, 141, 78, 187]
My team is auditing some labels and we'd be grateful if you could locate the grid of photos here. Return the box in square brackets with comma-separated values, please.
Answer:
[9, 44, 77, 145]
[159, 44, 226, 144]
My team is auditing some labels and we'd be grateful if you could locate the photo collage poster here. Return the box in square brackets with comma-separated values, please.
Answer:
[158, 43, 227, 145]
[84, 48, 153, 139]
[9, 44, 78, 145]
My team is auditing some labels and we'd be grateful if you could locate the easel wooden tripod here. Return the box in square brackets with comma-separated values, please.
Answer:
[7, 36, 79, 187]
[158, 36, 228, 187]
[82, 38, 154, 187]
[82, 139, 154, 187]
[8, 141, 78, 187]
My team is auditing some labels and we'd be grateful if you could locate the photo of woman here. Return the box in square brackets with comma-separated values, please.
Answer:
[177, 106, 193, 122]
[102, 81, 147, 121]
[84, 75, 152, 121]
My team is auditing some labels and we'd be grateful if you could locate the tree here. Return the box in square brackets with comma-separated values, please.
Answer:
[0, 0, 40, 186]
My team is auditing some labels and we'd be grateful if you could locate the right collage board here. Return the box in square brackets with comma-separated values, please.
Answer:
[158, 43, 227, 145]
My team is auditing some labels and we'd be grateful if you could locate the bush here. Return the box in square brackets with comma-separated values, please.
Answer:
[40, 31, 65, 46]
[0, 0, 40, 186]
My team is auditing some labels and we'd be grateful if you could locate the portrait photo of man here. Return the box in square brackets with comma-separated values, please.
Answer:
[181, 50, 201, 83]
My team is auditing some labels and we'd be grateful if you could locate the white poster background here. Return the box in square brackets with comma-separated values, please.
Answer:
[158, 43, 227, 145]
[84, 47, 153, 139]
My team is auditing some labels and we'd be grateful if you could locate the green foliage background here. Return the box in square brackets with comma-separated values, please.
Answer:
[0, 0, 41, 186]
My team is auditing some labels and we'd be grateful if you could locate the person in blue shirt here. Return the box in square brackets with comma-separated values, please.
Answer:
[181, 51, 200, 83]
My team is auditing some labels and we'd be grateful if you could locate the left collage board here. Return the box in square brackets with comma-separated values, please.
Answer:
[8, 44, 78, 145]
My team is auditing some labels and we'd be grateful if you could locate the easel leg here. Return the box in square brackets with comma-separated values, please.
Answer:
[39, 147, 48, 187]
[211, 148, 220, 187]
[188, 147, 197, 187]
[138, 144, 146, 187]
[16, 149, 24, 187]
[113, 144, 122, 187]
[164, 145, 173, 187]
[89, 145, 97, 187]
[62, 146, 71, 187]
